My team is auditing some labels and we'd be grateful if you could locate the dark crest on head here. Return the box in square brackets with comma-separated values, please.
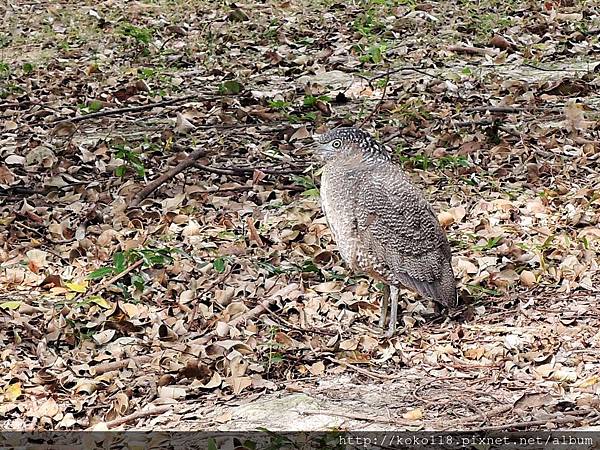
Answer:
[316, 127, 390, 161]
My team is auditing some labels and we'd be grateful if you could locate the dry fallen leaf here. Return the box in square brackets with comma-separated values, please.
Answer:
[308, 361, 325, 376]
[438, 211, 455, 227]
[174, 112, 195, 134]
[226, 376, 252, 395]
[403, 408, 423, 420]
[158, 386, 187, 400]
[3, 383, 22, 402]
[520, 270, 536, 287]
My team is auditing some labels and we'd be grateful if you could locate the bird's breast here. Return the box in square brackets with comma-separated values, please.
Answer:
[320, 167, 357, 264]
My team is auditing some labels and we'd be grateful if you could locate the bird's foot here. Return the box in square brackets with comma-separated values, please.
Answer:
[382, 329, 395, 339]
[379, 322, 397, 339]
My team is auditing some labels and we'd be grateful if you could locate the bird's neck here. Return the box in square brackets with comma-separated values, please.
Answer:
[327, 151, 391, 170]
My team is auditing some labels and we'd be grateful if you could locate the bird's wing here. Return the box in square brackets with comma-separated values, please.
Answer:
[350, 165, 455, 303]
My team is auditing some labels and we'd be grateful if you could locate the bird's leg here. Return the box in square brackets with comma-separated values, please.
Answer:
[378, 284, 390, 328]
[384, 285, 399, 338]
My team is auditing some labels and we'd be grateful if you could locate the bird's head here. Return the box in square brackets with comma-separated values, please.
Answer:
[313, 127, 390, 161]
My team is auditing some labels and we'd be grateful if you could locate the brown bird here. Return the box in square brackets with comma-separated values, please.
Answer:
[316, 127, 456, 336]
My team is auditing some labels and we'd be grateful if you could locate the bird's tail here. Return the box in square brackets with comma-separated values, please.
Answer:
[433, 262, 457, 307]
[406, 261, 457, 308]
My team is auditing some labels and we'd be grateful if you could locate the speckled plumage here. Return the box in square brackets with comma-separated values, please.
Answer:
[316, 127, 456, 336]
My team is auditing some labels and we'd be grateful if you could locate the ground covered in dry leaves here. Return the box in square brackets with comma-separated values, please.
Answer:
[1, 0, 600, 432]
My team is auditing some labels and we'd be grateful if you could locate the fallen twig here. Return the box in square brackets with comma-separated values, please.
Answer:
[129, 147, 206, 207]
[360, 67, 391, 127]
[326, 357, 402, 381]
[197, 283, 300, 345]
[263, 309, 337, 336]
[301, 409, 416, 427]
[454, 119, 497, 127]
[462, 410, 594, 432]
[444, 404, 513, 429]
[367, 66, 436, 83]
[522, 62, 591, 72]
[14, 220, 75, 246]
[229, 283, 299, 328]
[447, 45, 498, 57]
[91, 354, 157, 375]
[2, 181, 87, 196]
[103, 405, 173, 429]
[467, 106, 527, 113]
[411, 377, 465, 405]
[49, 95, 198, 124]
[188, 267, 233, 329]
[88, 259, 144, 297]
[367, 61, 591, 87]
[195, 163, 307, 176]
[190, 184, 305, 195]
[1, 186, 45, 196]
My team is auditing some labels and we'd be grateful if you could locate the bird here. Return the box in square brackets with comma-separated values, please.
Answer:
[315, 127, 456, 337]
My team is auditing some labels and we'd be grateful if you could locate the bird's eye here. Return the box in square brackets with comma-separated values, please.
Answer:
[331, 140, 342, 149]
